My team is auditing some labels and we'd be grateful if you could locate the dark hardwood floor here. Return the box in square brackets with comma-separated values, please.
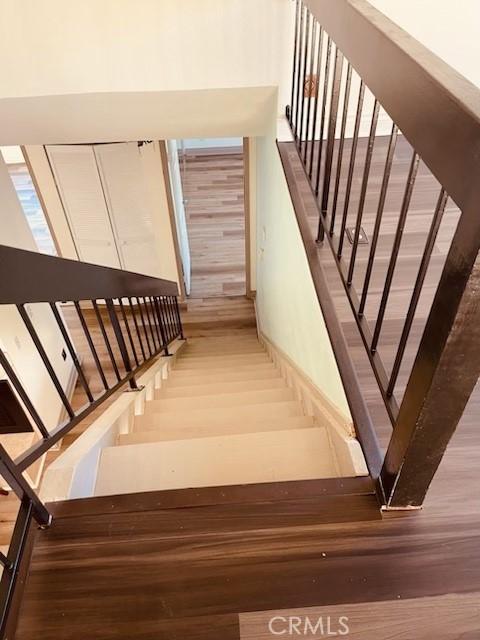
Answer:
[13, 138, 480, 639]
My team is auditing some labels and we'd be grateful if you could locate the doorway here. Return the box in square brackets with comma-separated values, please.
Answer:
[175, 138, 247, 299]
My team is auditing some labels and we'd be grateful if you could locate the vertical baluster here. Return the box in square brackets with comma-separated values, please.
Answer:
[153, 297, 170, 355]
[147, 296, 162, 348]
[308, 27, 324, 179]
[294, 5, 305, 139]
[0, 349, 49, 438]
[165, 297, 176, 342]
[17, 305, 74, 419]
[314, 36, 332, 196]
[174, 297, 185, 339]
[289, 0, 300, 127]
[329, 63, 352, 236]
[50, 302, 94, 402]
[118, 298, 139, 367]
[347, 100, 380, 285]
[318, 45, 344, 242]
[92, 300, 121, 382]
[303, 19, 317, 165]
[158, 296, 173, 352]
[359, 124, 398, 316]
[142, 297, 159, 351]
[128, 297, 147, 361]
[74, 301, 109, 391]
[298, 10, 311, 152]
[337, 81, 365, 258]
[371, 151, 420, 353]
[136, 296, 153, 357]
[105, 299, 138, 390]
[387, 189, 448, 396]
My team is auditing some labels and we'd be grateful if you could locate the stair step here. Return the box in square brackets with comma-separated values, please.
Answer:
[119, 415, 315, 444]
[134, 400, 304, 431]
[183, 345, 265, 356]
[166, 367, 281, 387]
[147, 387, 295, 412]
[175, 355, 271, 370]
[157, 377, 287, 399]
[95, 427, 337, 496]
[172, 362, 278, 377]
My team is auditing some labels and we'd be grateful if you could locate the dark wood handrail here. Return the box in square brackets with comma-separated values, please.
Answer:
[0, 244, 178, 304]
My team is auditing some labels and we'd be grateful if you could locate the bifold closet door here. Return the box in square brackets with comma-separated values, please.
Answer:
[94, 142, 161, 276]
[46, 145, 121, 268]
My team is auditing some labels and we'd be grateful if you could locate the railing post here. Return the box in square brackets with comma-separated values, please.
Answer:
[381, 223, 480, 508]
[0, 445, 51, 526]
[106, 299, 138, 390]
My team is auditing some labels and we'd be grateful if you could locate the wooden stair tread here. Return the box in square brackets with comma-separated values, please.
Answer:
[147, 387, 296, 412]
[156, 377, 287, 398]
[95, 427, 337, 496]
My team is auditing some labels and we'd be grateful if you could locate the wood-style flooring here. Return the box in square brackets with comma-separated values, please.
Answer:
[181, 148, 246, 299]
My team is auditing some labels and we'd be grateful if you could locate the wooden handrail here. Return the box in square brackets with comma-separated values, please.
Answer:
[0, 244, 178, 304]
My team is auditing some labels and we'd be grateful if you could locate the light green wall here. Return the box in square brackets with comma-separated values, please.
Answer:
[255, 130, 351, 421]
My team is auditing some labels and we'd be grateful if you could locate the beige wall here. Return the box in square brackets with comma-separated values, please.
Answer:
[0, 1, 293, 108]
[254, 123, 351, 421]
[370, 0, 480, 89]
[0, 154, 75, 431]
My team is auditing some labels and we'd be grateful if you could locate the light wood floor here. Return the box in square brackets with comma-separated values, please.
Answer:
[181, 149, 246, 299]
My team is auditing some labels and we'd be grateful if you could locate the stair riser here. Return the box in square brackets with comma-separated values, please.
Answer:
[148, 388, 295, 412]
[157, 378, 287, 399]
[134, 401, 304, 431]
[119, 416, 315, 444]
[166, 369, 281, 387]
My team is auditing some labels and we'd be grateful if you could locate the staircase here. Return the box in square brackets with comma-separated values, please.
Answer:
[94, 327, 341, 496]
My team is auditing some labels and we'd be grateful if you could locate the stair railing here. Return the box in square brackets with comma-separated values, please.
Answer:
[285, 0, 480, 508]
[0, 244, 184, 634]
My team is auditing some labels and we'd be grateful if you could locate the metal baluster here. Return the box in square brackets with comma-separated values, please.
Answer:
[157, 297, 172, 353]
[298, 10, 311, 152]
[318, 45, 344, 242]
[164, 296, 175, 343]
[153, 297, 170, 355]
[136, 296, 153, 357]
[387, 189, 448, 395]
[337, 81, 365, 258]
[118, 298, 139, 367]
[174, 297, 185, 340]
[74, 301, 109, 391]
[308, 27, 324, 178]
[289, 0, 301, 127]
[314, 36, 332, 196]
[147, 296, 162, 348]
[128, 297, 147, 361]
[0, 450, 50, 525]
[329, 63, 352, 236]
[92, 300, 121, 382]
[371, 151, 420, 353]
[142, 297, 159, 351]
[50, 302, 94, 402]
[303, 18, 317, 165]
[17, 305, 74, 419]
[347, 100, 380, 285]
[0, 349, 49, 438]
[294, 5, 305, 139]
[359, 124, 398, 316]
[105, 300, 137, 390]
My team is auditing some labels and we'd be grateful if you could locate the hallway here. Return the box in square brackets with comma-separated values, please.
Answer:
[181, 147, 246, 298]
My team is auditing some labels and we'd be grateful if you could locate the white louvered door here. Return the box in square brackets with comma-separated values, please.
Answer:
[46, 145, 121, 268]
[94, 142, 161, 276]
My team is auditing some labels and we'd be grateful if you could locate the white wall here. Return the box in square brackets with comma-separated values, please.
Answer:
[182, 138, 243, 150]
[370, 0, 480, 89]
[0, 0, 294, 108]
[254, 124, 351, 421]
[0, 154, 75, 432]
